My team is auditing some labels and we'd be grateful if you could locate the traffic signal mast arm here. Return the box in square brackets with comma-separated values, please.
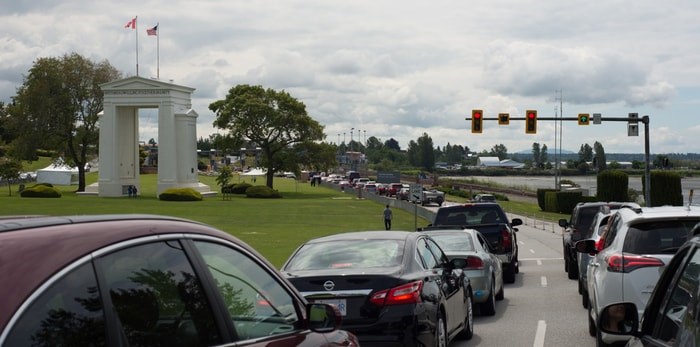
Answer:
[464, 116, 649, 124]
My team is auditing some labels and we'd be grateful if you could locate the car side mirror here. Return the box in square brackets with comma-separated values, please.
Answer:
[558, 219, 568, 228]
[599, 303, 638, 336]
[307, 303, 341, 333]
[511, 218, 523, 227]
[574, 239, 597, 254]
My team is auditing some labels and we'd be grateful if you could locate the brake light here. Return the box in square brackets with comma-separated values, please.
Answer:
[606, 254, 664, 273]
[369, 280, 423, 306]
[501, 227, 512, 252]
[465, 256, 484, 270]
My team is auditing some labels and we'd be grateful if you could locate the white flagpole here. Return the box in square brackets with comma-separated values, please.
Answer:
[157, 23, 160, 79]
[135, 16, 139, 76]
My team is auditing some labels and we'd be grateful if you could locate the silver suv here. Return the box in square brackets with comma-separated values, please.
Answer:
[577, 205, 700, 346]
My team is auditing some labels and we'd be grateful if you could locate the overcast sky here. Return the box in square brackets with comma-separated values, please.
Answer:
[2, 1, 699, 154]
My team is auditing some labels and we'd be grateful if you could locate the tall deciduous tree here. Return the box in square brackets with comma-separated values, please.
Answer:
[532, 142, 541, 167]
[593, 141, 607, 171]
[417, 133, 435, 171]
[9, 53, 121, 191]
[490, 144, 508, 160]
[210, 85, 324, 188]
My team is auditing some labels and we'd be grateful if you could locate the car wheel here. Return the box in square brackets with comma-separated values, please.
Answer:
[503, 263, 516, 284]
[582, 289, 589, 309]
[588, 304, 596, 337]
[564, 252, 569, 272]
[481, 281, 496, 316]
[495, 279, 504, 301]
[435, 313, 447, 347]
[458, 289, 474, 340]
[567, 258, 578, 280]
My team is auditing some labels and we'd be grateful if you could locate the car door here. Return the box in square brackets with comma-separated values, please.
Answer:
[635, 244, 700, 346]
[425, 237, 465, 334]
[477, 231, 502, 291]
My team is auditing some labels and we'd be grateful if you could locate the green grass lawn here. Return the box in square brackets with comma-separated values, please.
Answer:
[0, 173, 429, 267]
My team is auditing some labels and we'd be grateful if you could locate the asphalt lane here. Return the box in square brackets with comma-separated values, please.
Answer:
[449, 216, 596, 347]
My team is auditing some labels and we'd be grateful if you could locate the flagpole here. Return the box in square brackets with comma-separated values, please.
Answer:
[135, 16, 139, 76]
[157, 22, 160, 79]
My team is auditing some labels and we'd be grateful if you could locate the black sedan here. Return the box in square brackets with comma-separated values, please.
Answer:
[281, 230, 473, 347]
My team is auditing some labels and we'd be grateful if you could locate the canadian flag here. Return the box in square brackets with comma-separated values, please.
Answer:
[124, 17, 136, 29]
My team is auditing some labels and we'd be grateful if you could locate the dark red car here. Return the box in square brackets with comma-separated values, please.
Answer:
[0, 214, 358, 347]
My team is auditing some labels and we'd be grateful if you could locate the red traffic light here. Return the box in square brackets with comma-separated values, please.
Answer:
[471, 109, 483, 133]
[527, 112, 536, 119]
[473, 112, 482, 119]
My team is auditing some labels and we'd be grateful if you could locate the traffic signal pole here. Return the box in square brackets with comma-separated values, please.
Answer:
[465, 114, 652, 206]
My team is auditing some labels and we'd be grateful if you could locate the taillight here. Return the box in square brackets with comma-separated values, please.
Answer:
[465, 256, 484, 270]
[501, 228, 512, 252]
[370, 280, 423, 306]
[606, 253, 664, 273]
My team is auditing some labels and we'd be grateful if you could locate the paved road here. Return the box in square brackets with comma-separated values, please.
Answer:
[449, 214, 595, 347]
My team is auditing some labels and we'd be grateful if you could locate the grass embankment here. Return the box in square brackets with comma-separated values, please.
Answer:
[1, 173, 429, 267]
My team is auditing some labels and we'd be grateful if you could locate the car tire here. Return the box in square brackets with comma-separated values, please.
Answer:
[481, 282, 497, 316]
[458, 289, 474, 340]
[503, 263, 516, 284]
[495, 278, 504, 301]
[582, 289, 589, 309]
[435, 312, 447, 347]
[588, 304, 596, 337]
[567, 257, 578, 279]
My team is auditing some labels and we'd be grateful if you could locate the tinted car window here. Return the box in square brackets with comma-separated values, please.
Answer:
[194, 241, 301, 341]
[576, 208, 599, 230]
[417, 238, 440, 269]
[98, 240, 221, 346]
[285, 239, 404, 270]
[623, 220, 698, 254]
[5, 262, 107, 346]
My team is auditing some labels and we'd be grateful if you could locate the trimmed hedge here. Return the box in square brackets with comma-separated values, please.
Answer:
[643, 170, 683, 206]
[245, 185, 282, 199]
[231, 183, 253, 194]
[597, 170, 629, 202]
[20, 184, 62, 198]
[158, 188, 203, 201]
[537, 189, 558, 211]
[544, 190, 584, 214]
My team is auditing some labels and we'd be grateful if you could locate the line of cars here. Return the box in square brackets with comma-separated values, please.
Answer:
[560, 201, 700, 346]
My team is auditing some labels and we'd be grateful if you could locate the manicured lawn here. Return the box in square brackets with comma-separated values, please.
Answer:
[1, 173, 428, 267]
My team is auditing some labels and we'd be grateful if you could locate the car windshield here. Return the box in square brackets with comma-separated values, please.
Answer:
[623, 219, 700, 254]
[434, 205, 504, 226]
[285, 239, 405, 270]
[428, 234, 475, 252]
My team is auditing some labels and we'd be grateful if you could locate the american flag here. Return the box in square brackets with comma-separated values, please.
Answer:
[146, 24, 158, 36]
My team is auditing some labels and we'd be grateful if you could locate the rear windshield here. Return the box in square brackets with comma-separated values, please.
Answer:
[575, 208, 600, 230]
[428, 234, 475, 252]
[434, 205, 505, 226]
[285, 239, 404, 270]
[623, 219, 700, 254]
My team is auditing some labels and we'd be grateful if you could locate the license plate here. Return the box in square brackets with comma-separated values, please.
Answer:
[315, 299, 347, 316]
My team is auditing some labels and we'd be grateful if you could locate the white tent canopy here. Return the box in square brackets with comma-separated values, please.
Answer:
[36, 163, 79, 185]
[240, 168, 266, 176]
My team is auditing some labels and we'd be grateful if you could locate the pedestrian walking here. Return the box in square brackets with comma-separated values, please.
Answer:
[383, 205, 393, 230]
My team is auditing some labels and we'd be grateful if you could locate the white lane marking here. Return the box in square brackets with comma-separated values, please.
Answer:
[541, 276, 547, 287]
[533, 320, 546, 347]
[529, 249, 535, 254]
[537, 259, 542, 266]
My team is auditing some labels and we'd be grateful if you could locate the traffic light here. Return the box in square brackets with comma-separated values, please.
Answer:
[471, 109, 483, 133]
[525, 110, 537, 134]
[498, 113, 510, 125]
[578, 113, 590, 125]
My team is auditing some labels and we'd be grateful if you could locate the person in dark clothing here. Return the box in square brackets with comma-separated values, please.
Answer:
[383, 205, 393, 230]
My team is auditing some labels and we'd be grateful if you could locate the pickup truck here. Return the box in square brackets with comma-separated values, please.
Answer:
[420, 187, 445, 206]
[421, 203, 522, 283]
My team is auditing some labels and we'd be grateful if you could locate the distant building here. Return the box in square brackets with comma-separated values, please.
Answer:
[476, 157, 524, 169]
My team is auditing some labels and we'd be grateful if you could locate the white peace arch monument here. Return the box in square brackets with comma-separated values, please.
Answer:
[85, 76, 212, 197]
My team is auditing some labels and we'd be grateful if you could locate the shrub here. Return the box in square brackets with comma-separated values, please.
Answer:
[246, 185, 282, 198]
[544, 190, 583, 214]
[231, 182, 252, 194]
[643, 170, 683, 206]
[20, 184, 62, 198]
[537, 189, 558, 211]
[158, 188, 203, 201]
[597, 170, 629, 202]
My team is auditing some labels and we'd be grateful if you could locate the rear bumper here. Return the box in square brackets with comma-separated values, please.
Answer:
[343, 303, 435, 347]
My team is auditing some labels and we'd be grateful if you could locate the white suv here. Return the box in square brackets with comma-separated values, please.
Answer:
[577, 205, 700, 346]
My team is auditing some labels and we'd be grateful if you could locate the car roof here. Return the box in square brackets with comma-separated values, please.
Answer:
[0, 214, 252, 330]
[302, 230, 416, 243]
